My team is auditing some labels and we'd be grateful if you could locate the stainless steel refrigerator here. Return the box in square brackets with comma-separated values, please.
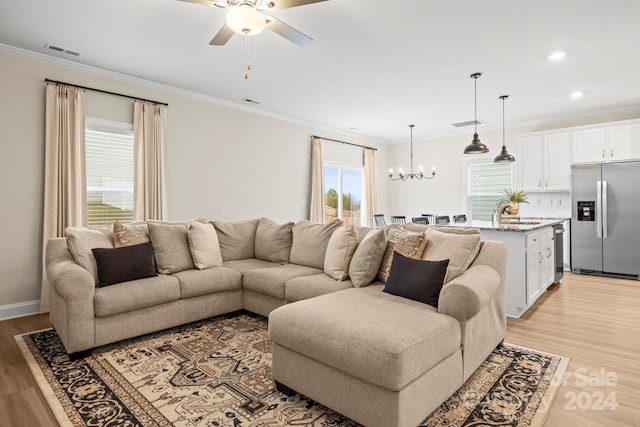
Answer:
[571, 162, 640, 278]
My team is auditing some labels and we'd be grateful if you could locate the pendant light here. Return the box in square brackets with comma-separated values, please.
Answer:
[463, 73, 489, 154]
[494, 95, 516, 163]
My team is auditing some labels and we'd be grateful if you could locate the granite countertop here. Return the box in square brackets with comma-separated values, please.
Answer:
[441, 218, 565, 232]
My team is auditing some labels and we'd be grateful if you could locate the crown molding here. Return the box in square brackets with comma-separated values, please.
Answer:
[0, 43, 386, 146]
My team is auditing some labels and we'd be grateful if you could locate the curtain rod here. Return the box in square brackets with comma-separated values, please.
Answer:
[312, 135, 377, 151]
[45, 78, 169, 106]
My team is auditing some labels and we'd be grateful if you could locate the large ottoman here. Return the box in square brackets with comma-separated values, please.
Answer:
[268, 287, 464, 427]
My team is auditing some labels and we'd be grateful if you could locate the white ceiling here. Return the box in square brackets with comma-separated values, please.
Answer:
[1, 0, 639, 142]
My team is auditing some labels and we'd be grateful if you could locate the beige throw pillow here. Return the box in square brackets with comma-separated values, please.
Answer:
[290, 219, 343, 269]
[422, 228, 482, 282]
[113, 221, 149, 248]
[254, 217, 294, 263]
[148, 222, 194, 274]
[188, 222, 223, 270]
[377, 227, 428, 283]
[65, 227, 114, 283]
[212, 219, 259, 261]
[349, 228, 387, 287]
[324, 226, 359, 280]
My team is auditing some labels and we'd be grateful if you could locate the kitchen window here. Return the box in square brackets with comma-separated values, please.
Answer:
[324, 163, 363, 226]
[466, 160, 514, 221]
[85, 118, 135, 226]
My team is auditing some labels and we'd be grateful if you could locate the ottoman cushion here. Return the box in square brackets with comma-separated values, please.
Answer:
[269, 287, 461, 391]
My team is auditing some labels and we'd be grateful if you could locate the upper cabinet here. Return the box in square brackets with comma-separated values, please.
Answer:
[520, 132, 571, 192]
[572, 121, 640, 164]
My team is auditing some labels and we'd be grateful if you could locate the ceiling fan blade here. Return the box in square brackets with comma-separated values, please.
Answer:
[265, 16, 313, 47]
[210, 24, 235, 45]
[271, 0, 328, 10]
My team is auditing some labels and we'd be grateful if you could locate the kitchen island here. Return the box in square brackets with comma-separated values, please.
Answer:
[443, 219, 564, 318]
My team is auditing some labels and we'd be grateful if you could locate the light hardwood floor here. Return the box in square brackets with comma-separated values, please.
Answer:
[0, 272, 638, 426]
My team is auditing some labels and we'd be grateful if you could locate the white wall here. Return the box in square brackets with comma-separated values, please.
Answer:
[386, 106, 640, 221]
[0, 48, 389, 313]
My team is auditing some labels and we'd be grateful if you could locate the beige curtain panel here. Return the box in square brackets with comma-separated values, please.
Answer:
[41, 84, 87, 313]
[363, 148, 379, 227]
[309, 137, 325, 223]
[133, 100, 168, 221]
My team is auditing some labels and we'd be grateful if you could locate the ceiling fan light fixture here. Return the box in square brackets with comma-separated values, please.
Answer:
[226, 4, 266, 35]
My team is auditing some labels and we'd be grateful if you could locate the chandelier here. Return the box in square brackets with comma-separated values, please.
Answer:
[389, 125, 436, 181]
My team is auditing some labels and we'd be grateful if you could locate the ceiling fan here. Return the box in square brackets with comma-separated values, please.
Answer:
[179, 0, 329, 47]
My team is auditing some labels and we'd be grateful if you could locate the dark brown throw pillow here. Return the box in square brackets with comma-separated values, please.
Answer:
[383, 252, 449, 307]
[92, 242, 157, 287]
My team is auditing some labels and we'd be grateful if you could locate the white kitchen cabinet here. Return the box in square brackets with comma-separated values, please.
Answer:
[525, 228, 554, 306]
[572, 122, 640, 164]
[519, 132, 571, 191]
[520, 136, 544, 191]
[479, 222, 560, 318]
[572, 128, 607, 164]
[608, 123, 640, 161]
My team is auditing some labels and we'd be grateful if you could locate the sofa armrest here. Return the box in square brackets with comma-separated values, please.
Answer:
[46, 238, 95, 301]
[438, 264, 501, 322]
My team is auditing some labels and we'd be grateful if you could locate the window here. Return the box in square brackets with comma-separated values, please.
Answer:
[324, 164, 363, 226]
[467, 160, 514, 221]
[85, 119, 134, 226]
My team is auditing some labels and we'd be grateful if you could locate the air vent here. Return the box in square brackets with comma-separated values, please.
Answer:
[451, 119, 484, 128]
[243, 98, 261, 105]
[45, 43, 81, 57]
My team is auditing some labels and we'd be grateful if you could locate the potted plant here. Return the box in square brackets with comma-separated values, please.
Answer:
[500, 189, 529, 216]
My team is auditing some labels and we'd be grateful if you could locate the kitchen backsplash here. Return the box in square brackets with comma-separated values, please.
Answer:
[519, 192, 571, 218]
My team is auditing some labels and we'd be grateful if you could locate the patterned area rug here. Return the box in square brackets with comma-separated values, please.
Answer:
[16, 312, 568, 427]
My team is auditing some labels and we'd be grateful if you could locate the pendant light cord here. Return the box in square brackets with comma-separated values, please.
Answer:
[409, 124, 414, 174]
[474, 77, 478, 134]
[502, 96, 505, 148]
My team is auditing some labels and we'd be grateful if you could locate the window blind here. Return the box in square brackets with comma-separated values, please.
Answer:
[468, 162, 513, 221]
[86, 128, 134, 226]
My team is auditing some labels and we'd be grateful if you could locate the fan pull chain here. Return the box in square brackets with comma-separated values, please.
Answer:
[244, 34, 251, 80]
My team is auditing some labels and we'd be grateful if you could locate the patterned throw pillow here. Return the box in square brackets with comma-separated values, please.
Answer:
[377, 227, 428, 282]
[113, 221, 149, 248]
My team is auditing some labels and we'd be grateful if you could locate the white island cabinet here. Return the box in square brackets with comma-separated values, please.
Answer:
[445, 219, 562, 318]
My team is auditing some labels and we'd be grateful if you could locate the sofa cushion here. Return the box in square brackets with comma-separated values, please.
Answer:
[113, 221, 149, 248]
[324, 226, 358, 280]
[269, 287, 461, 391]
[92, 242, 157, 287]
[254, 217, 294, 263]
[422, 228, 482, 282]
[243, 264, 323, 299]
[148, 222, 194, 274]
[384, 252, 449, 307]
[172, 267, 241, 299]
[378, 227, 428, 283]
[348, 228, 387, 288]
[285, 274, 353, 302]
[290, 219, 343, 269]
[94, 274, 180, 317]
[65, 227, 114, 283]
[404, 223, 481, 235]
[212, 219, 259, 261]
[188, 221, 223, 269]
[223, 258, 281, 275]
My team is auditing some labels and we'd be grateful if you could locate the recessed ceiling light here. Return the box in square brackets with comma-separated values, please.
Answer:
[548, 51, 566, 61]
[570, 91, 584, 99]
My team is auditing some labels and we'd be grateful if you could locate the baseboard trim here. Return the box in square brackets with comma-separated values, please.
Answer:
[0, 300, 41, 321]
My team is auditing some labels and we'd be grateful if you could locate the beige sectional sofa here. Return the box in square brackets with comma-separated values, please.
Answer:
[46, 216, 506, 427]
